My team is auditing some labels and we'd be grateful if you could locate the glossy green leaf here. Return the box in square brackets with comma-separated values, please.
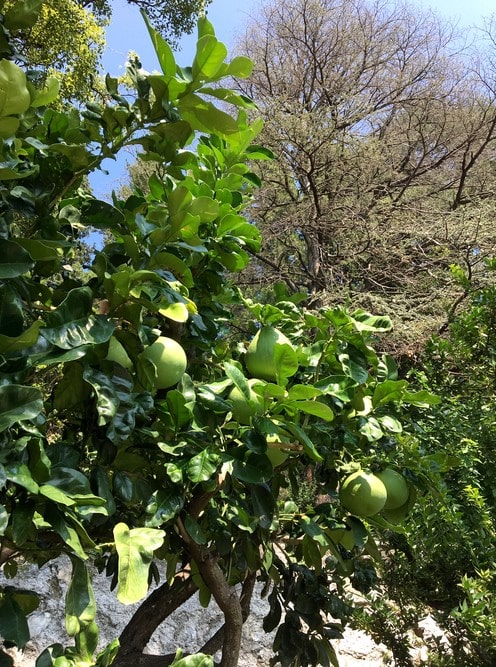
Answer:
[166, 390, 193, 429]
[226, 56, 253, 78]
[359, 417, 384, 442]
[287, 385, 323, 400]
[338, 353, 369, 384]
[224, 361, 250, 399]
[0, 385, 43, 432]
[114, 523, 165, 604]
[171, 654, 213, 667]
[350, 310, 393, 332]
[44, 506, 88, 560]
[5, 463, 39, 494]
[184, 516, 208, 545]
[402, 389, 441, 407]
[182, 102, 240, 135]
[0, 321, 45, 355]
[0, 60, 30, 116]
[140, 10, 176, 77]
[0, 596, 30, 648]
[15, 238, 67, 261]
[274, 344, 299, 384]
[232, 452, 272, 484]
[192, 35, 228, 80]
[30, 77, 60, 107]
[41, 314, 114, 350]
[65, 559, 96, 636]
[0, 239, 34, 278]
[187, 449, 219, 483]
[145, 489, 184, 527]
[285, 423, 323, 462]
[372, 380, 408, 407]
[158, 301, 189, 322]
[378, 414, 403, 433]
[292, 400, 334, 421]
[250, 485, 275, 530]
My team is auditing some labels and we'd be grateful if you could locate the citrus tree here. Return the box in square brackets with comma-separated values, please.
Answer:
[0, 5, 439, 667]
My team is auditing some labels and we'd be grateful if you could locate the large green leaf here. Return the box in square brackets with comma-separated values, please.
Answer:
[15, 238, 67, 261]
[0, 284, 23, 337]
[192, 35, 228, 80]
[187, 449, 219, 483]
[232, 452, 272, 484]
[351, 310, 393, 332]
[0, 596, 30, 649]
[0, 385, 43, 432]
[274, 344, 299, 384]
[82, 367, 153, 444]
[140, 10, 176, 77]
[41, 314, 114, 350]
[0, 321, 45, 355]
[372, 380, 408, 407]
[114, 523, 165, 604]
[65, 559, 96, 636]
[0, 240, 34, 278]
[250, 485, 276, 529]
[171, 653, 214, 667]
[0, 60, 30, 117]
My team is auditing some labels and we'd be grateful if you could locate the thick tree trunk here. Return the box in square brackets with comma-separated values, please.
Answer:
[114, 571, 198, 667]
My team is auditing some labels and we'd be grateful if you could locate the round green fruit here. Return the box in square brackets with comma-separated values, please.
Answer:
[244, 326, 295, 382]
[382, 499, 411, 524]
[228, 379, 265, 424]
[339, 470, 387, 517]
[375, 468, 409, 510]
[141, 336, 187, 389]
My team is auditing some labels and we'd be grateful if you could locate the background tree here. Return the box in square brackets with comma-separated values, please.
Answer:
[234, 0, 496, 356]
[80, 0, 212, 49]
[2, 0, 106, 104]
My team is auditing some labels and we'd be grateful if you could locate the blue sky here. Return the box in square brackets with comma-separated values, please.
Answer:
[91, 0, 495, 198]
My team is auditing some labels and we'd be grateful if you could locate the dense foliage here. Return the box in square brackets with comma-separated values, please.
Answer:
[0, 4, 445, 667]
[2, 0, 106, 104]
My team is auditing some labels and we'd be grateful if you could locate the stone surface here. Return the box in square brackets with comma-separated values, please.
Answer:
[1, 558, 395, 666]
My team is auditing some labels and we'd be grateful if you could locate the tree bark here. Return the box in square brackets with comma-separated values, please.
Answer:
[114, 570, 198, 667]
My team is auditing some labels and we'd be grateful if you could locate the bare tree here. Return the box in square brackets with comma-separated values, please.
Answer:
[234, 0, 496, 352]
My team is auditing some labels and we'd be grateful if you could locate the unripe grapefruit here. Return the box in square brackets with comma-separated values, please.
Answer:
[228, 379, 265, 424]
[245, 326, 295, 382]
[141, 336, 187, 389]
[375, 468, 409, 510]
[339, 470, 387, 517]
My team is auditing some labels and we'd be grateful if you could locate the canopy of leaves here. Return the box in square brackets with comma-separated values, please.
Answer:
[3, 0, 106, 104]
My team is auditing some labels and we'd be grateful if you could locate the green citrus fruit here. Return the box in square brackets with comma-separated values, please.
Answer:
[339, 470, 387, 517]
[228, 379, 265, 424]
[245, 326, 295, 382]
[375, 468, 409, 510]
[141, 336, 187, 389]
[382, 499, 411, 524]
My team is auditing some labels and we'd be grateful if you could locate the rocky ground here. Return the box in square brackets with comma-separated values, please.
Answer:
[2, 558, 446, 666]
